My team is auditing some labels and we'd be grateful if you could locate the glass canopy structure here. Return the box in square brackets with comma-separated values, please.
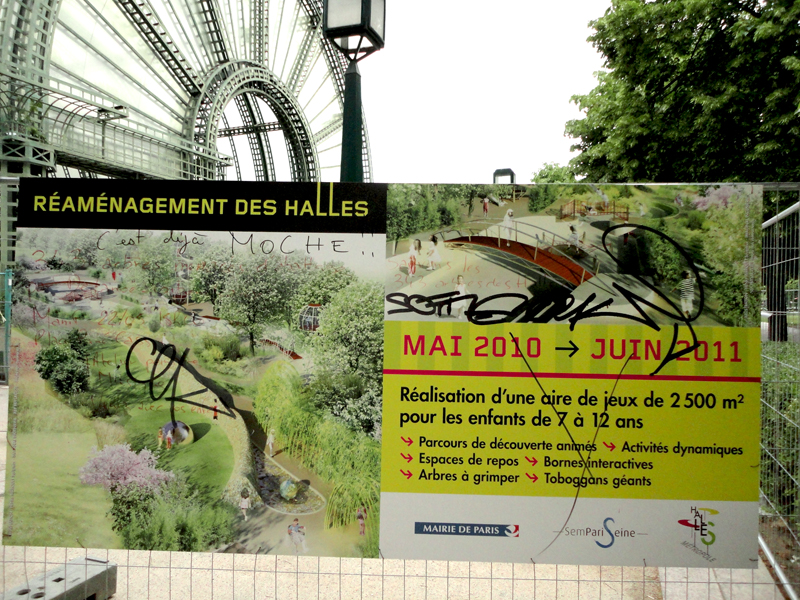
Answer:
[0, 0, 373, 265]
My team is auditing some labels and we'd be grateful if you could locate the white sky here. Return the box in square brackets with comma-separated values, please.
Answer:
[358, 1, 612, 185]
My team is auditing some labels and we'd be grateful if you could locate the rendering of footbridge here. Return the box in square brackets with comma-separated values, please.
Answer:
[436, 217, 621, 294]
[0, 0, 373, 268]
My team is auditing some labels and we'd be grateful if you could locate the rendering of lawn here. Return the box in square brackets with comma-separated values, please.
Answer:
[125, 400, 234, 501]
[5, 431, 122, 548]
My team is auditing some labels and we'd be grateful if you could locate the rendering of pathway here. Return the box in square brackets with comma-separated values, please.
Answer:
[126, 340, 365, 557]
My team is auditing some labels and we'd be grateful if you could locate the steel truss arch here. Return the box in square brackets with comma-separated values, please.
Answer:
[0, 0, 374, 188]
[190, 60, 317, 181]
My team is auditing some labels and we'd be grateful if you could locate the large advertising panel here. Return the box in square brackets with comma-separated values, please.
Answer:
[7, 180, 760, 567]
[8, 179, 386, 558]
[380, 183, 762, 567]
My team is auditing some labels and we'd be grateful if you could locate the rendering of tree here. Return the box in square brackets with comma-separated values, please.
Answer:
[565, 0, 800, 182]
[215, 255, 301, 354]
[34, 343, 80, 380]
[64, 329, 91, 361]
[702, 189, 761, 325]
[67, 230, 100, 268]
[79, 444, 174, 491]
[386, 184, 506, 245]
[191, 245, 233, 306]
[291, 262, 357, 321]
[49, 359, 90, 395]
[314, 280, 384, 384]
[131, 236, 175, 296]
[96, 230, 135, 272]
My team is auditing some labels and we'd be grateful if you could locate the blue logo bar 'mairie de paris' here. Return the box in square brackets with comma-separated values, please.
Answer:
[414, 523, 519, 537]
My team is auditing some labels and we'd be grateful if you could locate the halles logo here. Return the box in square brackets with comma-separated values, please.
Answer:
[677, 506, 718, 563]
[678, 507, 717, 547]
[414, 522, 519, 537]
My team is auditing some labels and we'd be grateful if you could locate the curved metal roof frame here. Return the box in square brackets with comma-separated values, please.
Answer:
[0, 0, 373, 181]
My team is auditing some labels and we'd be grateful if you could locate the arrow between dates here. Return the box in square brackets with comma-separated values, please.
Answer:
[555, 340, 579, 358]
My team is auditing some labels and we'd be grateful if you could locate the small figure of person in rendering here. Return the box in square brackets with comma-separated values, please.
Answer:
[267, 429, 276, 457]
[568, 225, 580, 251]
[288, 518, 307, 553]
[408, 239, 421, 276]
[357, 506, 367, 536]
[165, 429, 173, 450]
[157, 428, 164, 449]
[502, 210, 515, 247]
[677, 270, 695, 319]
[239, 491, 251, 521]
[483, 196, 489, 217]
[213, 405, 218, 420]
[426, 235, 441, 270]
[454, 275, 468, 320]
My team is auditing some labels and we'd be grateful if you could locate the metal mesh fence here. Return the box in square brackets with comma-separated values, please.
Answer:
[2, 192, 800, 599]
[760, 191, 800, 600]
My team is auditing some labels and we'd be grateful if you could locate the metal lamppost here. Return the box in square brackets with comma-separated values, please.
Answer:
[323, 0, 385, 183]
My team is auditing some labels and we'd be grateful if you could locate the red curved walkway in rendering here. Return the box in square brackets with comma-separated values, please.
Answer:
[262, 338, 302, 360]
[447, 236, 593, 287]
[35, 280, 104, 288]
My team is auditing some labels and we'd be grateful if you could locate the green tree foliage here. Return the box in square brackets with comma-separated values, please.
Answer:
[191, 245, 233, 305]
[532, 163, 576, 184]
[308, 371, 381, 436]
[527, 185, 558, 213]
[253, 361, 381, 537]
[131, 236, 175, 296]
[147, 312, 161, 333]
[313, 281, 384, 385]
[701, 189, 761, 325]
[67, 230, 100, 268]
[386, 184, 504, 242]
[95, 231, 136, 272]
[643, 225, 685, 286]
[566, 0, 800, 182]
[10, 262, 29, 304]
[290, 262, 357, 330]
[386, 185, 444, 242]
[49, 360, 90, 396]
[34, 343, 80, 380]
[215, 255, 302, 354]
[64, 329, 91, 361]
[307, 281, 384, 436]
[199, 333, 243, 361]
[35, 333, 91, 396]
[108, 479, 235, 551]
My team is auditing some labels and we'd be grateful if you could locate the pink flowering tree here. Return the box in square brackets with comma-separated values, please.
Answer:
[79, 444, 174, 491]
[694, 186, 737, 211]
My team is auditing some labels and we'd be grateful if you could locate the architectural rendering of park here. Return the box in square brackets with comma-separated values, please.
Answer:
[385, 183, 758, 329]
[5, 228, 383, 557]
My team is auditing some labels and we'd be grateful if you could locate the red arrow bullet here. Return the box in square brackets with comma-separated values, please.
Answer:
[401, 436, 413, 447]
[400, 453, 413, 463]
[525, 456, 538, 466]
[603, 442, 616, 451]
[400, 469, 413, 480]
[526, 473, 538, 483]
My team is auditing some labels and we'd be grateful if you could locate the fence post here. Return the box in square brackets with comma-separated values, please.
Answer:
[4, 268, 10, 381]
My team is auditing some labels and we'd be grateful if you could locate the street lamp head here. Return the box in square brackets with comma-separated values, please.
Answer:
[323, 0, 385, 61]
